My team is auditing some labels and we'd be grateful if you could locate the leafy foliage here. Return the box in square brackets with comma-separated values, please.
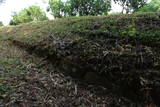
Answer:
[114, 0, 148, 13]
[67, 0, 111, 16]
[137, 0, 160, 12]
[47, 0, 66, 18]
[9, 6, 48, 25]
[0, 21, 3, 26]
[47, 0, 111, 18]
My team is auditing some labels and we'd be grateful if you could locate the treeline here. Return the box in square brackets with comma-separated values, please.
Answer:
[5, 0, 160, 25]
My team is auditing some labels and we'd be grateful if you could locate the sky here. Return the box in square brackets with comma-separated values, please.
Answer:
[0, 0, 150, 25]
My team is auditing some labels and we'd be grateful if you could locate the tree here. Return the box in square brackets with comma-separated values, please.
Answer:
[114, 0, 148, 13]
[0, 21, 3, 26]
[47, 0, 67, 18]
[137, 0, 160, 12]
[10, 6, 48, 25]
[68, 0, 111, 16]
[47, 0, 111, 18]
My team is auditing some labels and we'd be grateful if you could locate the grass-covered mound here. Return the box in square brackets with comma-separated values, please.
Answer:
[1, 12, 160, 105]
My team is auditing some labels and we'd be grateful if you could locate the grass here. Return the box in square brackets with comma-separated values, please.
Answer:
[0, 13, 160, 44]
[0, 40, 28, 100]
[0, 63, 26, 100]
[0, 83, 10, 98]
[0, 59, 18, 64]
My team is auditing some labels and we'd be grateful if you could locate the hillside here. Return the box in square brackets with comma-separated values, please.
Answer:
[0, 13, 160, 106]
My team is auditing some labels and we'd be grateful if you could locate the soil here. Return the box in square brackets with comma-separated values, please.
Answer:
[0, 40, 138, 107]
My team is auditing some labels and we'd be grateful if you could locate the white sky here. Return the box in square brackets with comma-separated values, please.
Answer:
[0, 0, 151, 25]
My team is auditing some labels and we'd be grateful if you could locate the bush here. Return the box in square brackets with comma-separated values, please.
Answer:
[0, 21, 3, 26]
[10, 6, 48, 25]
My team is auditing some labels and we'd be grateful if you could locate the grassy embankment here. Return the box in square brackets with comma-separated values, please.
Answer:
[0, 12, 160, 105]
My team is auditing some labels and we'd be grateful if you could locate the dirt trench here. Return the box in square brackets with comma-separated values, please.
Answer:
[0, 40, 145, 107]
[11, 35, 160, 107]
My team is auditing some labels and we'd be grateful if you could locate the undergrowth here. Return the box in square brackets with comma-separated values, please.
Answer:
[0, 13, 160, 43]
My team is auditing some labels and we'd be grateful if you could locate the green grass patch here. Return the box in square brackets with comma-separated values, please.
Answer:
[0, 83, 10, 98]
[0, 59, 18, 64]
[0, 59, 26, 82]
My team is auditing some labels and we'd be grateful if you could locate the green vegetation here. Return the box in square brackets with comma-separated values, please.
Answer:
[0, 83, 10, 98]
[137, 0, 160, 12]
[2, 13, 160, 43]
[47, 0, 111, 18]
[47, 0, 67, 18]
[0, 58, 26, 82]
[0, 40, 28, 100]
[47, 0, 150, 17]
[9, 5, 48, 25]
[0, 59, 18, 64]
[114, 0, 148, 13]
[0, 21, 3, 26]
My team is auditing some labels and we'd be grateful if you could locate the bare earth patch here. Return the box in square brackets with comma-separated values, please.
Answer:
[0, 40, 134, 107]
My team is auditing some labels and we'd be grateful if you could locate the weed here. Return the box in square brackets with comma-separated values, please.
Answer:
[0, 83, 10, 98]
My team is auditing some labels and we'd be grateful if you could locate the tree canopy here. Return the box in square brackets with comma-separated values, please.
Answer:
[0, 21, 3, 26]
[68, 0, 111, 16]
[137, 0, 160, 12]
[10, 6, 48, 25]
[47, 0, 66, 18]
[47, 0, 111, 18]
[114, 0, 148, 13]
